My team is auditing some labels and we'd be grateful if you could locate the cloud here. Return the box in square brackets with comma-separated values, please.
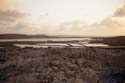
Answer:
[90, 17, 125, 36]
[0, 0, 13, 10]
[0, 0, 27, 22]
[0, 0, 125, 36]
[0, 10, 28, 22]
[0, 16, 125, 36]
[114, 2, 125, 17]
[48, 15, 125, 36]
[0, 0, 24, 10]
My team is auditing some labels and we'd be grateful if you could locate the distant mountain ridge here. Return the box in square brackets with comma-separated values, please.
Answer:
[101, 36, 125, 46]
[90, 36, 125, 46]
[0, 34, 87, 39]
[0, 34, 52, 39]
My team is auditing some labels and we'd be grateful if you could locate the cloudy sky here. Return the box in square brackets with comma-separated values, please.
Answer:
[0, 0, 125, 36]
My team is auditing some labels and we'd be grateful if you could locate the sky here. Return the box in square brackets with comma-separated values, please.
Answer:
[0, 0, 125, 36]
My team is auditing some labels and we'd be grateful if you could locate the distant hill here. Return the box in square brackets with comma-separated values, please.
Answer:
[101, 36, 125, 46]
[0, 34, 52, 39]
[90, 36, 125, 46]
[0, 34, 87, 39]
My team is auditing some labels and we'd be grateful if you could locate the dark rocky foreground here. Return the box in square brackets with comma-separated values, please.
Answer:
[0, 46, 125, 83]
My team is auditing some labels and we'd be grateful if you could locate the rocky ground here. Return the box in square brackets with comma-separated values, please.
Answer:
[0, 46, 125, 83]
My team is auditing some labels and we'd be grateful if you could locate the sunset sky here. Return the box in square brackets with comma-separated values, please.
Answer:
[0, 0, 125, 36]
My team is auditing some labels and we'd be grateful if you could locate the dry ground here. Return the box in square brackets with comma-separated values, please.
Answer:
[0, 46, 125, 83]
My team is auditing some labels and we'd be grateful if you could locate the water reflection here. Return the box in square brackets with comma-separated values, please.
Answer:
[14, 42, 108, 48]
